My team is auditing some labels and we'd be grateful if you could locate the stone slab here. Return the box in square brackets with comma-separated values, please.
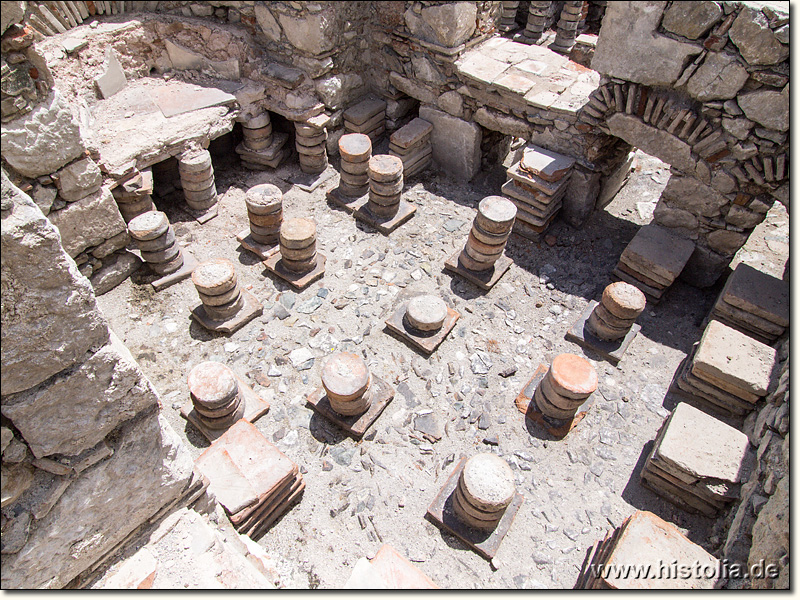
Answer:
[612, 267, 664, 304]
[514, 365, 591, 439]
[180, 375, 270, 444]
[721, 263, 789, 328]
[95, 48, 127, 99]
[670, 355, 750, 421]
[236, 229, 277, 261]
[692, 320, 776, 397]
[194, 420, 295, 520]
[343, 99, 387, 126]
[620, 224, 695, 283]
[368, 545, 439, 589]
[640, 466, 718, 517]
[263, 250, 326, 291]
[565, 300, 641, 365]
[384, 303, 460, 355]
[425, 457, 524, 561]
[305, 375, 394, 439]
[390, 117, 433, 149]
[354, 199, 416, 235]
[150, 250, 198, 292]
[191, 289, 263, 334]
[288, 165, 336, 192]
[149, 81, 238, 118]
[599, 511, 720, 589]
[656, 402, 749, 483]
[326, 187, 368, 214]
[183, 202, 219, 224]
[519, 144, 575, 182]
[506, 161, 570, 197]
[712, 299, 784, 338]
[444, 249, 512, 292]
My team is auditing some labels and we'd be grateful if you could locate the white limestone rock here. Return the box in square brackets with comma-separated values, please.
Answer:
[419, 105, 482, 180]
[55, 157, 102, 202]
[47, 186, 126, 258]
[1, 172, 108, 396]
[278, 11, 335, 55]
[737, 86, 789, 132]
[0, 91, 85, 178]
[406, 2, 477, 48]
[2, 332, 159, 458]
[729, 6, 789, 66]
[686, 52, 750, 101]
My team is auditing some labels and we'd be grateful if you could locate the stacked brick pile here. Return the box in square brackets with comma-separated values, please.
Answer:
[388, 118, 433, 179]
[344, 99, 387, 144]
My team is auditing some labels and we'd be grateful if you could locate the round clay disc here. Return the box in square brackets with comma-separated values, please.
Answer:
[460, 454, 516, 513]
[187, 361, 239, 408]
[602, 281, 646, 320]
[477, 196, 517, 231]
[368, 154, 403, 183]
[321, 352, 371, 402]
[128, 211, 169, 241]
[406, 295, 448, 331]
[280, 218, 316, 249]
[245, 184, 283, 215]
[340, 133, 372, 162]
[548, 353, 598, 398]
[191, 259, 237, 296]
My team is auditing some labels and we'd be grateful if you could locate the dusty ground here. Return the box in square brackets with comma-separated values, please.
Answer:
[95, 146, 788, 589]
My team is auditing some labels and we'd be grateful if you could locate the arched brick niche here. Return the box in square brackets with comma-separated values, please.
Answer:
[584, 0, 788, 287]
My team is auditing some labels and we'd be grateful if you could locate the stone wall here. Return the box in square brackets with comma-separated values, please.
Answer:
[721, 337, 789, 589]
[1, 171, 204, 589]
[588, 1, 788, 286]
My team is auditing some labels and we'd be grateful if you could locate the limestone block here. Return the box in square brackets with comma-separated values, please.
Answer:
[653, 203, 698, 231]
[660, 175, 729, 218]
[606, 112, 695, 174]
[316, 73, 364, 111]
[47, 187, 126, 258]
[686, 52, 749, 102]
[419, 105, 482, 180]
[737, 86, 789, 132]
[592, 1, 701, 86]
[31, 184, 57, 216]
[90, 251, 142, 296]
[0, 413, 195, 589]
[561, 165, 600, 228]
[411, 55, 447, 85]
[1, 1, 26, 35]
[725, 205, 762, 229]
[729, 6, 789, 66]
[94, 47, 127, 99]
[2, 332, 159, 458]
[0, 91, 85, 178]
[707, 228, 748, 255]
[278, 11, 334, 55]
[405, 2, 477, 48]
[661, 1, 722, 40]
[1, 173, 108, 396]
[254, 4, 282, 42]
[55, 158, 102, 202]
[721, 117, 754, 141]
[436, 91, 464, 118]
[165, 40, 240, 81]
[473, 106, 531, 139]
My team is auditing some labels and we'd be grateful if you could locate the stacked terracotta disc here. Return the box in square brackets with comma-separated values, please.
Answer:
[187, 361, 245, 430]
[367, 154, 403, 219]
[460, 196, 517, 272]
[295, 113, 329, 174]
[179, 149, 217, 212]
[453, 454, 515, 530]
[245, 184, 283, 245]
[236, 111, 289, 170]
[242, 112, 273, 151]
[587, 282, 646, 341]
[405, 294, 448, 333]
[112, 168, 155, 222]
[534, 353, 598, 420]
[192, 258, 244, 321]
[279, 218, 317, 274]
[338, 133, 372, 197]
[322, 352, 372, 416]
[128, 210, 184, 276]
